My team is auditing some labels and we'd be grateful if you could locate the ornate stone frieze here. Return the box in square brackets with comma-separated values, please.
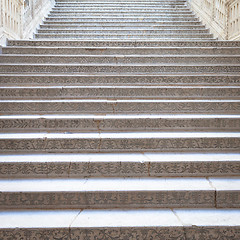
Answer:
[0, 138, 239, 153]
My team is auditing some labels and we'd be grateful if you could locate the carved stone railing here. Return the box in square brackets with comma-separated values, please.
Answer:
[188, 0, 240, 40]
[0, 0, 24, 44]
[0, 0, 54, 45]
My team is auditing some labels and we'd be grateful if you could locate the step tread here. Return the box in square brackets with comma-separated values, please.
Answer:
[1, 132, 239, 139]
[0, 177, 239, 191]
[0, 153, 239, 162]
[0, 209, 240, 228]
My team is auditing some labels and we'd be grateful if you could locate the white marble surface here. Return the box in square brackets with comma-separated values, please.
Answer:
[1, 209, 240, 228]
[0, 177, 216, 191]
[0, 132, 240, 139]
[210, 178, 240, 190]
[174, 209, 240, 226]
[71, 209, 181, 227]
[0, 210, 79, 228]
[0, 153, 239, 163]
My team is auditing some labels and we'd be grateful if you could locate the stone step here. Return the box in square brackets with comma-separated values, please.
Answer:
[55, 1, 187, 4]
[0, 177, 239, 209]
[1, 63, 239, 73]
[39, 25, 206, 30]
[35, 35, 214, 40]
[37, 29, 209, 34]
[10, 40, 239, 48]
[35, 34, 214, 40]
[1, 74, 239, 86]
[0, 132, 239, 153]
[52, 7, 189, 10]
[0, 115, 239, 132]
[4, 47, 238, 55]
[45, 16, 199, 22]
[0, 153, 239, 178]
[0, 209, 239, 239]
[0, 86, 239, 100]
[55, 0, 187, 3]
[42, 21, 203, 26]
[3, 55, 236, 64]
[49, 12, 194, 16]
[0, 100, 239, 115]
[49, 5, 193, 11]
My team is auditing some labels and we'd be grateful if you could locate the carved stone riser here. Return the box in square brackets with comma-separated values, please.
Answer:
[8, 40, 240, 47]
[1, 55, 238, 64]
[35, 34, 213, 39]
[43, 21, 203, 26]
[0, 161, 239, 178]
[0, 118, 239, 132]
[0, 138, 239, 153]
[1, 101, 239, 114]
[38, 25, 207, 31]
[1, 65, 239, 73]
[0, 190, 227, 209]
[48, 13, 196, 17]
[0, 226, 239, 240]
[1, 87, 239, 100]
[1, 75, 239, 86]
[45, 17, 199, 22]
[4, 47, 239, 55]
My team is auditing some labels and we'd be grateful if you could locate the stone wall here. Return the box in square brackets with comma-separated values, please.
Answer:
[188, 0, 240, 40]
[0, 0, 54, 45]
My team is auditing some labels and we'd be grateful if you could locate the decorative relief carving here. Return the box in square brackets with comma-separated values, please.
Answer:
[1, 75, 239, 86]
[0, 102, 239, 114]
[7, 40, 240, 47]
[0, 227, 239, 240]
[0, 161, 239, 178]
[185, 227, 240, 240]
[0, 64, 239, 73]
[0, 138, 239, 153]
[0, 191, 215, 208]
[0, 87, 239, 99]
[0, 118, 239, 131]
[216, 191, 240, 208]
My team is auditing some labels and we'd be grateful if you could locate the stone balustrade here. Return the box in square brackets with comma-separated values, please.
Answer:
[0, 0, 54, 45]
[188, 0, 240, 40]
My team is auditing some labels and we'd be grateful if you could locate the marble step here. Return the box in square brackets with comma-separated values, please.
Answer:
[1, 209, 239, 239]
[0, 209, 240, 239]
[1, 100, 240, 115]
[0, 115, 239, 132]
[39, 25, 206, 30]
[42, 21, 203, 26]
[50, 9, 192, 12]
[0, 86, 239, 100]
[34, 34, 214, 40]
[55, 0, 186, 2]
[48, 12, 195, 17]
[3, 55, 236, 64]
[0, 177, 239, 209]
[1, 74, 239, 86]
[0, 132, 239, 153]
[4, 47, 238, 55]
[0, 153, 239, 178]
[52, 7, 189, 10]
[10, 40, 239, 48]
[55, 1, 187, 4]
[1, 63, 239, 73]
[44, 17, 199, 22]
[37, 29, 209, 34]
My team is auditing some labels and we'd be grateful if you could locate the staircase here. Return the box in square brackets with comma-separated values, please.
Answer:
[0, 0, 240, 239]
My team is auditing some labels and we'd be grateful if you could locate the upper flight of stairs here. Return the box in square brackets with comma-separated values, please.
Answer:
[0, 0, 240, 239]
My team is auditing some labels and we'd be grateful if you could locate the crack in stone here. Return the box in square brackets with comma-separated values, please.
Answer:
[69, 209, 83, 230]
[206, 177, 217, 208]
